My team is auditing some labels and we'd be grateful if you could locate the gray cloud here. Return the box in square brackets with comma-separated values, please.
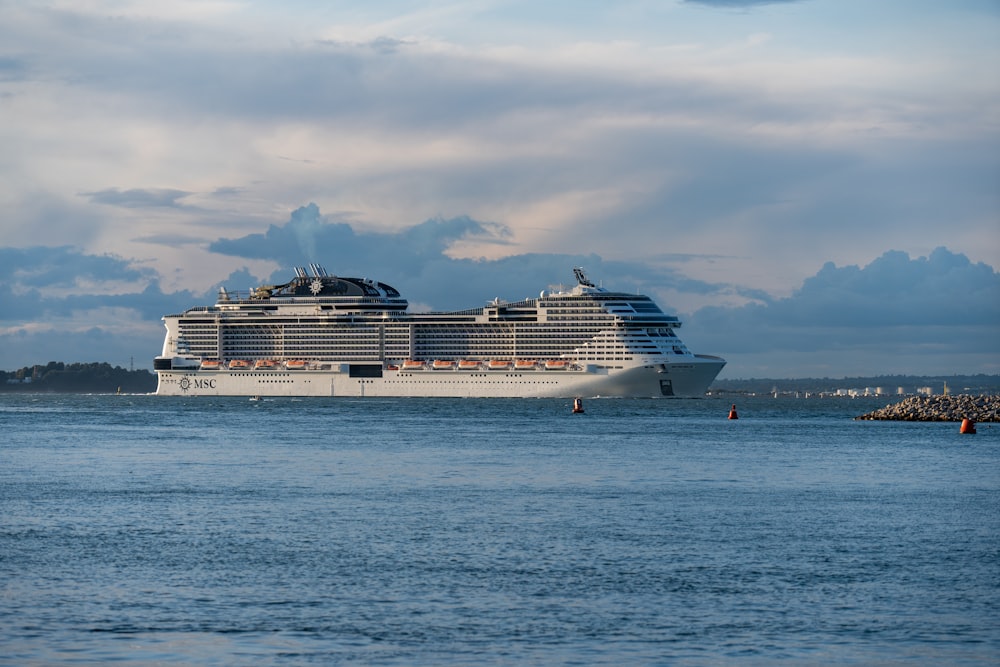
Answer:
[209, 203, 512, 276]
[0, 246, 152, 290]
[0, 247, 197, 370]
[83, 188, 193, 209]
[0, 248, 191, 321]
[132, 233, 210, 247]
[689, 248, 1000, 375]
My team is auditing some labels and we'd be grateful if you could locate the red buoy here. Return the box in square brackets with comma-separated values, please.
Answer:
[728, 404, 738, 420]
[960, 418, 976, 434]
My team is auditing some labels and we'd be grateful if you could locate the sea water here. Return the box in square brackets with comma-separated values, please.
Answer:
[1, 394, 997, 665]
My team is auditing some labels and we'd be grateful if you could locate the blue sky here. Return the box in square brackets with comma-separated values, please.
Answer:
[1, 0, 998, 378]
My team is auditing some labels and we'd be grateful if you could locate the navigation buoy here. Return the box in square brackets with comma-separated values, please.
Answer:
[960, 418, 976, 434]
[572, 397, 585, 414]
[728, 404, 738, 420]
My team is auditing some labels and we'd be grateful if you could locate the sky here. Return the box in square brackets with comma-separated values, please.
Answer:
[1, 0, 998, 379]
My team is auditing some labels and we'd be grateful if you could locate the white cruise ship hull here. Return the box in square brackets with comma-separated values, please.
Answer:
[156, 356, 725, 398]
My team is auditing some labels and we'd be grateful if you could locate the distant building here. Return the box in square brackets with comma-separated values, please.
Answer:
[917, 387, 933, 396]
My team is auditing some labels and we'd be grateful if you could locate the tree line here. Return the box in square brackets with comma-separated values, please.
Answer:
[0, 362, 157, 393]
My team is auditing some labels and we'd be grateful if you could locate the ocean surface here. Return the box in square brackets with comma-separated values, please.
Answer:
[1, 394, 997, 666]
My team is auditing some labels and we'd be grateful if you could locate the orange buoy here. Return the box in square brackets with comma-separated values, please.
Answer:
[572, 397, 585, 414]
[728, 404, 738, 420]
[960, 418, 976, 434]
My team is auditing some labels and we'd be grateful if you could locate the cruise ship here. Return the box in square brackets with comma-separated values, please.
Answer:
[154, 265, 725, 397]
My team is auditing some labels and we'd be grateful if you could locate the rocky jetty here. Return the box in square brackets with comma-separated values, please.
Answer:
[855, 395, 1000, 422]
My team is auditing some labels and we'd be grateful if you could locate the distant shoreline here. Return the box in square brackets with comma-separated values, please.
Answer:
[709, 374, 999, 397]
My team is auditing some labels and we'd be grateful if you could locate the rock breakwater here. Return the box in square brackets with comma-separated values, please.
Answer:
[855, 395, 1000, 422]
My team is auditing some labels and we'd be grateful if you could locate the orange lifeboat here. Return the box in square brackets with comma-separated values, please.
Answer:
[514, 359, 537, 370]
[200, 360, 222, 370]
[544, 360, 569, 370]
[458, 360, 480, 370]
[228, 359, 251, 370]
[285, 360, 308, 370]
[432, 360, 455, 370]
[254, 359, 279, 370]
[488, 360, 512, 370]
[401, 360, 424, 371]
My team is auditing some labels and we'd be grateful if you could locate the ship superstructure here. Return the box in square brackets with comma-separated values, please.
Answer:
[154, 265, 725, 397]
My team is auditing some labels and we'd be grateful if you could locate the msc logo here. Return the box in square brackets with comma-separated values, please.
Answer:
[178, 377, 217, 392]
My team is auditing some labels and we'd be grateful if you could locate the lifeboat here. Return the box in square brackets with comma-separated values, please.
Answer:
[254, 359, 279, 370]
[544, 360, 570, 370]
[200, 360, 222, 370]
[401, 360, 425, 371]
[514, 359, 537, 370]
[487, 360, 512, 370]
[285, 360, 308, 370]
[458, 360, 480, 370]
[432, 360, 455, 370]
[228, 359, 251, 370]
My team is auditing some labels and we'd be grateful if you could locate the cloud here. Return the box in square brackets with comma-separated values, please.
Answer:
[0, 247, 200, 369]
[2, 0, 996, 292]
[208, 203, 513, 275]
[0, 247, 152, 291]
[689, 247, 1000, 376]
[83, 188, 193, 209]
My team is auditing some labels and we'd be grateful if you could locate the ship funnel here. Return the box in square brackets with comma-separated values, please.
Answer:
[573, 267, 595, 288]
[294, 267, 308, 278]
